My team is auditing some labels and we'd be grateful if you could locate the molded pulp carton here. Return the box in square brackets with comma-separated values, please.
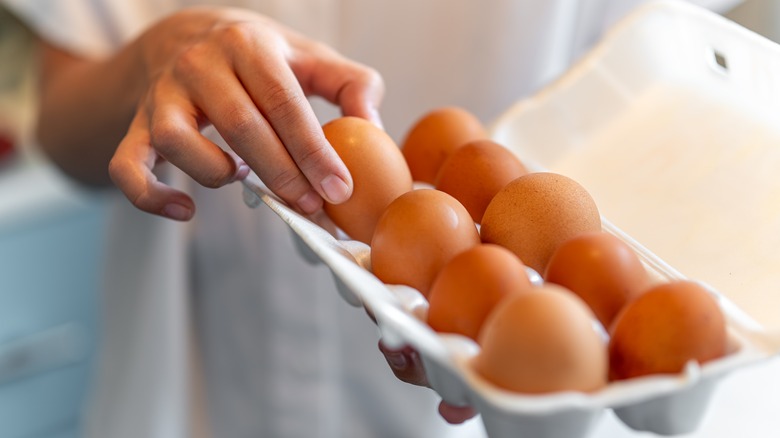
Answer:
[242, 1, 780, 436]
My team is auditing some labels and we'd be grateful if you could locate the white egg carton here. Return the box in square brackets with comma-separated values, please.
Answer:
[241, 1, 780, 437]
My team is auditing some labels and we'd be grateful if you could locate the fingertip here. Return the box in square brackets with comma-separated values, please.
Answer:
[147, 189, 196, 221]
[365, 106, 384, 130]
[225, 150, 250, 183]
[341, 100, 384, 130]
[162, 201, 195, 221]
[438, 401, 477, 424]
[234, 163, 251, 182]
[320, 173, 352, 204]
[296, 189, 324, 215]
[338, 70, 385, 128]
[113, 164, 197, 221]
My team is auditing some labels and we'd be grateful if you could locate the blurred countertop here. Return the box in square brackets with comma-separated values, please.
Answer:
[0, 151, 105, 232]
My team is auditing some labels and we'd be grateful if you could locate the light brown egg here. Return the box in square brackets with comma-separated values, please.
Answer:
[401, 107, 487, 184]
[608, 280, 727, 380]
[544, 231, 650, 330]
[322, 117, 413, 244]
[434, 139, 528, 223]
[473, 284, 608, 394]
[480, 172, 601, 274]
[370, 189, 480, 297]
[427, 244, 533, 341]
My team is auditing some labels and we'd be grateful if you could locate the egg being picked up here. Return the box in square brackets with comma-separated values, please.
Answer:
[322, 116, 413, 244]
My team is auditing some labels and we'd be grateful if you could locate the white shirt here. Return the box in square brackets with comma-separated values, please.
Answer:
[0, 1, 748, 437]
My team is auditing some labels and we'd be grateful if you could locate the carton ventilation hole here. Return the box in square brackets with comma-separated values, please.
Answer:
[711, 48, 729, 72]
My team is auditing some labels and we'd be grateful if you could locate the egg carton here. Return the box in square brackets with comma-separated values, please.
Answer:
[241, 1, 780, 437]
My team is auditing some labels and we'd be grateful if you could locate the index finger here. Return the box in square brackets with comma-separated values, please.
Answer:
[232, 39, 354, 206]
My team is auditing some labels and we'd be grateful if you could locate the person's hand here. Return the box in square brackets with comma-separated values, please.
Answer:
[108, 7, 384, 221]
[378, 341, 478, 424]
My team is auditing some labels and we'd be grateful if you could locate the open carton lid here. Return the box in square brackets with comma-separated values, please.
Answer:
[491, 0, 780, 342]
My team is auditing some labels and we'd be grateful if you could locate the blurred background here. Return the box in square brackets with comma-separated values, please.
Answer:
[0, 1, 777, 437]
[0, 7, 108, 438]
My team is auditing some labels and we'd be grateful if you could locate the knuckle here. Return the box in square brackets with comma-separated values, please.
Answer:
[266, 166, 304, 197]
[223, 106, 261, 145]
[108, 158, 150, 209]
[307, 40, 336, 57]
[198, 167, 232, 189]
[197, 155, 237, 189]
[107, 155, 128, 186]
[351, 65, 385, 99]
[360, 66, 384, 89]
[262, 82, 304, 123]
[295, 142, 330, 173]
[149, 118, 186, 154]
[216, 21, 256, 49]
[172, 43, 208, 79]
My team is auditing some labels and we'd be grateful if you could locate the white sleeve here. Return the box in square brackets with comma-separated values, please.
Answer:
[0, 0, 173, 58]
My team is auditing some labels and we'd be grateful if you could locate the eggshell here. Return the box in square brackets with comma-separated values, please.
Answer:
[544, 231, 650, 329]
[473, 284, 608, 394]
[322, 117, 413, 244]
[434, 139, 528, 223]
[427, 244, 533, 341]
[480, 172, 601, 274]
[370, 189, 480, 297]
[608, 280, 727, 381]
[401, 107, 487, 184]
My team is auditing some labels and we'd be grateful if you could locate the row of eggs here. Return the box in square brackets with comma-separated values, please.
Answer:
[317, 108, 726, 394]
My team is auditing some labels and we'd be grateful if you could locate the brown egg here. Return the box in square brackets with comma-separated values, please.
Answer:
[544, 231, 650, 330]
[427, 244, 533, 341]
[371, 189, 480, 297]
[435, 139, 528, 223]
[322, 117, 413, 244]
[608, 280, 727, 380]
[473, 284, 608, 394]
[480, 172, 601, 274]
[401, 107, 487, 184]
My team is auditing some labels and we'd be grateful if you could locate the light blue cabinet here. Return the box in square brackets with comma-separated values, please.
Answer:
[0, 161, 107, 438]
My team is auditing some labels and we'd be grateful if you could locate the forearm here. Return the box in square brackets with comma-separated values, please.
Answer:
[37, 42, 145, 186]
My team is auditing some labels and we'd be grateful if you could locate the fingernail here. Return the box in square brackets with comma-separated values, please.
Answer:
[386, 352, 407, 370]
[163, 203, 193, 221]
[234, 164, 250, 182]
[321, 174, 351, 204]
[368, 107, 384, 129]
[296, 190, 323, 214]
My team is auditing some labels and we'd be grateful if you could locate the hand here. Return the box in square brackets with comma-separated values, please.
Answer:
[108, 7, 384, 221]
[378, 341, 478, 424]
